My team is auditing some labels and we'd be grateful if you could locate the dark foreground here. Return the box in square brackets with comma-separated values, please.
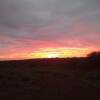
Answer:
[0, 57, 100, 100]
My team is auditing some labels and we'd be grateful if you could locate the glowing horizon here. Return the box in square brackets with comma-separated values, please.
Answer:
[0, 47, 98, 60]
[30, 47, 96, 58]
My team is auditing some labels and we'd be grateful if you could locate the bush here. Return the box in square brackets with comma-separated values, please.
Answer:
[87, 51, 100, 58]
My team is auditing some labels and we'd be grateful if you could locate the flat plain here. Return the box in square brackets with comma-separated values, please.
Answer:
[0, 57, 99, 100]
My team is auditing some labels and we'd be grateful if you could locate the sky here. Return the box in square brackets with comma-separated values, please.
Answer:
[0, 0, 100, 60]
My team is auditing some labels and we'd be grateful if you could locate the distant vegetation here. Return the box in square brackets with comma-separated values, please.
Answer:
[87, 51, 100, 58]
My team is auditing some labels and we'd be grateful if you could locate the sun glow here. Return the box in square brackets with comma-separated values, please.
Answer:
[30, 47, 94, 59]
[0, 47, 96, 60]
[47, 53, 59, 58]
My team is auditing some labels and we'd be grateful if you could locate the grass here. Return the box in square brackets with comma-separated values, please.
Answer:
[0, 57, 99, 100]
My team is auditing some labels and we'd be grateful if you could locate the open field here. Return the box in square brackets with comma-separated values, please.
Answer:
[0, 58, 100, 100]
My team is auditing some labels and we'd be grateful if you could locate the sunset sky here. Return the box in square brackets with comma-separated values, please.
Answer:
[0, 0, 100, 60]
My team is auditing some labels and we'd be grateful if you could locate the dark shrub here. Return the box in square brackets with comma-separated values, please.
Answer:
[87, 51, 100, 58]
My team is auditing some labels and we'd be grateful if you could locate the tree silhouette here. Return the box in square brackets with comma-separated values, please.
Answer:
[87, 51, 100, 58]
